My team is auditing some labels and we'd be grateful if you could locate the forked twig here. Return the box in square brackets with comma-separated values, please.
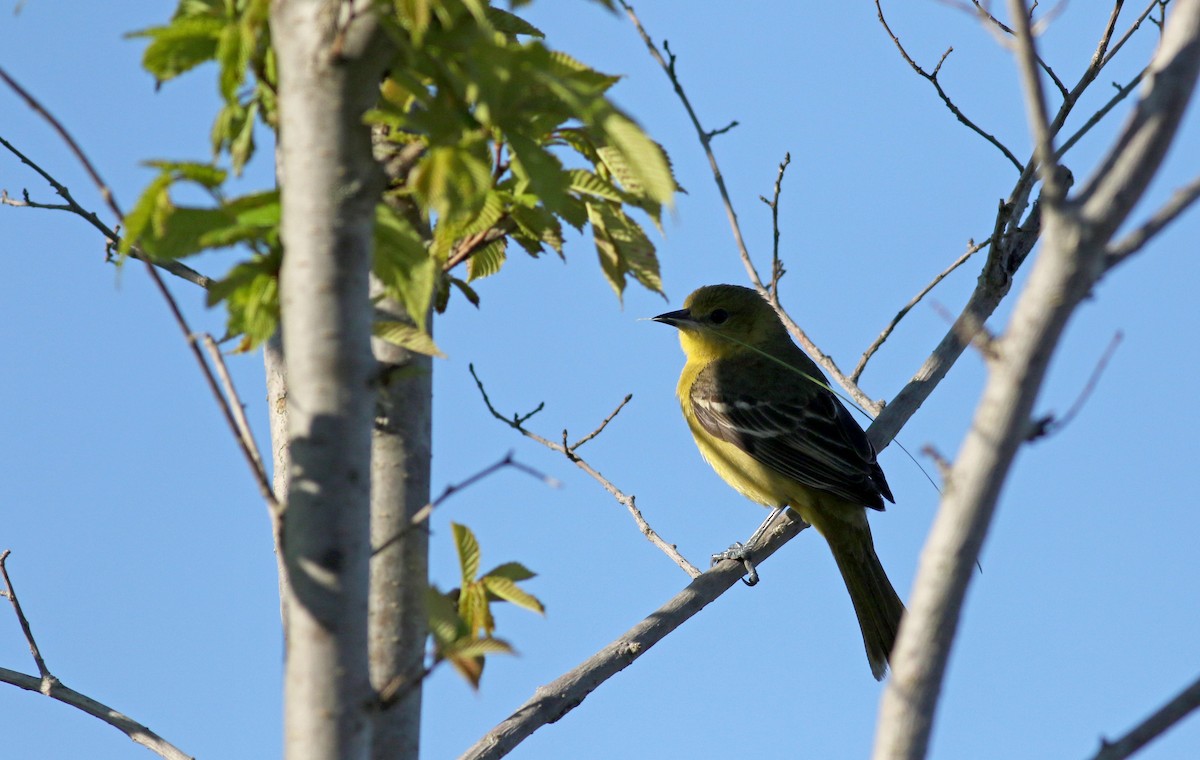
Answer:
[469, 364, 700, 578]
[0, 551, 193, 760]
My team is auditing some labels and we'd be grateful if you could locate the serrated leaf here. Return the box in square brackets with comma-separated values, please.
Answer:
[426, 586, 466, 646]
[509, 204, 564, 257]
[373, 320, 445, 358]
[587, 200, 663, 300]
[131, 17, 223, 82]
[482, 576, 545, 615]
[448, 277, 481, 308]
[484, 561, 536, 582]
[120, 173, 174, 257]
[599, 112, 676, 206]
[447, 651, 485, 689]
[567, 168, 624, 202]
[145, 159, 228, 188]
[485, 7, 543, 37]
[451, 522, 481, 582]
[441, 636, 514, 659]
[465, 238, 507, 282]
[206, 251, 281, 352]
[458, 583, 494, 636]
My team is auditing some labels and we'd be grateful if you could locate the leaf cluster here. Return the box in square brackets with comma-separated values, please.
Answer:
[124, 0, 677, 355]
[427, 522, 543, 689]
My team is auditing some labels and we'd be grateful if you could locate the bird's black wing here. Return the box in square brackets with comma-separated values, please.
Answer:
[690, 354, 893, 510]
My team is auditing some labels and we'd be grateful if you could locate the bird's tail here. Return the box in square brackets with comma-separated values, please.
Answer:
[811, 512, 905, 680]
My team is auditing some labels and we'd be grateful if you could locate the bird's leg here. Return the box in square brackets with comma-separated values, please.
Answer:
[711, 506, 789, 587]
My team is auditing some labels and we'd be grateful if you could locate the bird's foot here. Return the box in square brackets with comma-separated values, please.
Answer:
[711, 542, 760, 586]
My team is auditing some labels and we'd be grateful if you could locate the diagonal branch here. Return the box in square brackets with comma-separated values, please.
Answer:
[0, 551, 193, 760]
[1090, 672, 1200, 760]
[0, 67, 277, 512]
[876, 1, 1024, 170]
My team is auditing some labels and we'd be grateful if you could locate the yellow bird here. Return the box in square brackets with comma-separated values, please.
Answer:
[654, 284, 904, 679]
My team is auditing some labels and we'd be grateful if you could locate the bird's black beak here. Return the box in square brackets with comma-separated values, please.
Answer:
[652, 308, 691, 327]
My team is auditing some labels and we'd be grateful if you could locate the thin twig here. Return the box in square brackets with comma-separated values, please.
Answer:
[1027, 330, 1123, 440]
[1091, 672, 1200, 760]
[469, 363, 700, 578]
[0, 550, 51, 680]
[623, 2, 877, 414]
[1106, 172, 1200, 268]
[0, 135, 211, 289]
[1008, 0, 1066, 203]
[968, 0, 1070, 97]
[570, 394, 632, 450]
[876, 1, 1023, 170]
[758, 152, 791, 300]
[0, 552, 193, 760]
[852, 237, 988, 382]
[374, 453, 560, 556]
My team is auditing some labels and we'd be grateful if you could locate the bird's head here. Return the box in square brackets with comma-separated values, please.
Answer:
[653, 284, 789, 361]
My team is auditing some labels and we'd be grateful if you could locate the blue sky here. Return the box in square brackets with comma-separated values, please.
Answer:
[2, 2, 1199, 759]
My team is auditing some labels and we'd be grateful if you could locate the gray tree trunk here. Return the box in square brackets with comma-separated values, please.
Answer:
[270, 2, 392, 758]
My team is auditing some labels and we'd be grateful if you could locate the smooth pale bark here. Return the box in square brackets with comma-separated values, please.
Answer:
[271, 2, 391, 758]
[872, 3, 1200, 758]
[368, 286, 433, 760]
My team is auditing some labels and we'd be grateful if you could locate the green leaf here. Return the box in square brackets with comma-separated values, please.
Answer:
[120, 172, 174, 257]
[426, 586, 467, 646]
[484, 561, 536, 582]
[482, 576, 544, 615]
[458, 583, 494, 636]
[506, 132, 568, 214]
[465, 238, 507, 282]
[448, 276, 481, 309]
[441, 636, 514, 659]
[374, 204, 437, 332]
[567, 168, 624, 202]
[485, 7, 544, 38]
[153, 160, 228, 188]
[147, 206, 236, 260]
[132, 17, 224, 82]
[410, 144, 494, 225]
[599, 112, 676, 206]
[588, 200, 663, 300]
[373, 320, 446, 358]
[206, 251, 281, 352]
[451, 522, 481, 583]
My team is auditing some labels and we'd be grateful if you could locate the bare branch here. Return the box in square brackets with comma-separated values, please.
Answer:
[852, 237, 987, 382]
[1091, 672, 1200, 760]
[0, 552, 193, 760]
[1, 68, 279, 514]
[374, 452, 560, 555]
[0, 134, 211, 290]
[1027, 330, 1123, 441]
[873, 3, 1200, 757]
[758, 152, 791, 300]
[469, 364, 700, 578]
[1106, 172, 1200, 267]
[876, 1, 1024, 170]
[1008, 0, 1067, 203]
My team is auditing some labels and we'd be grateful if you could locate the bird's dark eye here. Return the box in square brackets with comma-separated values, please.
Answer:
[709, 308, 729, 325]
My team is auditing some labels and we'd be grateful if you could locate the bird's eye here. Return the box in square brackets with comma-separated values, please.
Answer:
[710, 308, 729, 325]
